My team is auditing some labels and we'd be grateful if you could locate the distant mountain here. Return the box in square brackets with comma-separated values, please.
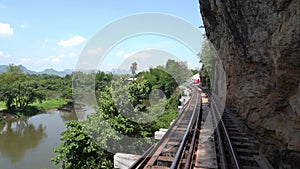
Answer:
[0, 64, 134, 76]
[0, 65, 73, 77]
[18, 65, 37, 74]
[111, 68, 131, 75]
[0, 65, 8, 73]
[40, 68, 73, 77]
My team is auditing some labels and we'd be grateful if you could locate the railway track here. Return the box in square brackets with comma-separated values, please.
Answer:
[129, 86, 273, 169]
[209, 90, 273, 169]
[129, 85, 202, 169]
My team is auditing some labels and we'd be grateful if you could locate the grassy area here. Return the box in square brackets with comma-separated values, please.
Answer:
[31, 98, 70, 110]
[0, 98, 70, 116]
[0, 102, 5, 109]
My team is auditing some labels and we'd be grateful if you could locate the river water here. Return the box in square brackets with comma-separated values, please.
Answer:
[0, 107, 93, 169]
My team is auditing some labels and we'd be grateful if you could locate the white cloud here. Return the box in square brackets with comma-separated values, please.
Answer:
[20, 24, 25, 28]
[52, 58, 60, 63]
[116, 51, 148, 59]
[36, 57, 49, 63]
[124, 52, 137, 58]
[69, 52, 76, 57]
[0, 22, 14, 37]
[22, 53, 77, 66]
[115, 51, 124, 56]
[77, 61, 91, 68]
[0, 51, 11, 58]
[21, 55, 62, 64]
[57, 35, 86, 47]
[21, 58, 33, 63]
[87, 47, 102, 55]
[98, 63, 116, 71]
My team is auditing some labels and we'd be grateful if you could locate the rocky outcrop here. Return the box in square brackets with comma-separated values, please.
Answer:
[199, 0, 300, 167]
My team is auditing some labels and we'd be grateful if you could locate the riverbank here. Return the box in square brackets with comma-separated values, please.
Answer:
[0, 98, 70, 120]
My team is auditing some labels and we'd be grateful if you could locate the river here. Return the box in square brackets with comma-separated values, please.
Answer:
[0, 106, 94, 169]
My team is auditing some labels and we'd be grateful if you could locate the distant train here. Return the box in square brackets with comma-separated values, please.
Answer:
[192, 78, 200, 84]
[191, 73, 201, 84]
[191, 73, 206, 87]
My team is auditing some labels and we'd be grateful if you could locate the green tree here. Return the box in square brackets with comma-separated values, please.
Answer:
[190, 69, 199, 75]
[61, 87, 72, 100]
[198, 37, 212, 88]
[0, 85, 15, 110]
[108, 75, 145, 137]
[13, 81, 46, 110]
[130, 62, 137, 76]
[199, 39, 212, 76]
[0, 64, 27, 85]
[61, 74, 73, 99]
[0, 65, 46, 111]
[139, 67, 177, 98]
[52, 121, 113, 169]
[53, 66, 183, 168]
[128, 79, 151, 107]
[165, 59, 192, 85]
[0, 65, 27, 110]
[95, 71, 112, 92]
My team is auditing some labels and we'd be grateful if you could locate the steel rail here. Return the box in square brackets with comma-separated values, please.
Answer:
[183, 95, 202, 169]
[204, 88, 273, 169]
[128, 144, 154, 169]
[219, 117, 241, 169]
[211, 92, 241, 169]
[129, 99, 192, 169]
[129, 86, 195, 169]
[216, 123, 228, 169]
[203, 90, 228, 169]
[170, 91, 200, 169]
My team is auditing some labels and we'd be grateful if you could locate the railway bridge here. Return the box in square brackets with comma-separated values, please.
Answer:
[128, 85, 273, 169]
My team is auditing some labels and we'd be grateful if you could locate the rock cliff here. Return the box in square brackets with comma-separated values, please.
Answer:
[199, 0, 300, 167]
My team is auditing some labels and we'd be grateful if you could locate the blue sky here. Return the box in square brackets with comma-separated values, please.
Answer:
[0, 0, 204, 71]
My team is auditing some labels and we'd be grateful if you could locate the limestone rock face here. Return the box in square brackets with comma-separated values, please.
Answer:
[199, 0, 300, 162]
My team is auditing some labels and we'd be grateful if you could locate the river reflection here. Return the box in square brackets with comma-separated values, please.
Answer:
[0, 120, 46, 163]
[0, 106, 92, 169]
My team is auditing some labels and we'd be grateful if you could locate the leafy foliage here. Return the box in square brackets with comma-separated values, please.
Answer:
[0, 65, 46, 111]
[52, 121, 113, 169]
[128, 79, 151, 107]
[53, 60, 187, 168]
[198, 37, 212, 89]
[165, 59, 192, 85]
[190, 69, 199, 75]
[97, 75, 149, 138]
[95, 71, 113, 92]
[138, 68, 177, 98]
[130, 62, 137, 76]
[13, 81, 46, 110]
[0, 64, 75, 114]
